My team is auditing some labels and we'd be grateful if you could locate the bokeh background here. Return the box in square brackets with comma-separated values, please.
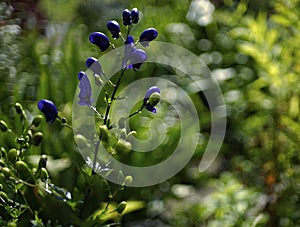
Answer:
[1, 0, 300, 226]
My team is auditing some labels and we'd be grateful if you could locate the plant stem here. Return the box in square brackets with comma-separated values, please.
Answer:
[103, 68, 127, 127]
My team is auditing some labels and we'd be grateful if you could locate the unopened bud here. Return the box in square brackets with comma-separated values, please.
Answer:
[32, 132, 43, 146]
[15, 103, 23, 114]
[0, 120, 8, 132]
[149, 92, 161, 107]
[32, 115, 43, 127]
[115, 140, 132, 154]
[117, 201, 127, 214]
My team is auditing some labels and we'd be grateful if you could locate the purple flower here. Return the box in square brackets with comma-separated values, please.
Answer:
[89, 32, 110, 51]
[38, 99, 58, 123]
[131, 8, 139, 24]
[122, 9, 132, 26]
[78, 74, 94, 106]
[86, 57, 102, 75]
[107, 20, 120, 39]
[143, 86, 161, 113]
[130, 48, 147, 69]
[139, 28, 158, 47]
[78, 71, 86, 81]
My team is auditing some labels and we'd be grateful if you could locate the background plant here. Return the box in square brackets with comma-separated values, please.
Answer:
[1, 0, 300, 226]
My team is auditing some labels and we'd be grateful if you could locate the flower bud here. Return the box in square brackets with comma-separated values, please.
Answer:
[15, 161, 34, 182]
[1, 167, 11, 178]
[89, 32, 110, 52]
[122, 9, 131, 26]
[107, 20, 120, 39]
[32, 132, 43, 146]
[124, 175, 133, 185]
[32, 115, 43, 127]
[15, 103, 23, 114]
[86, 57, 102, 75]
[75, 134, 89, 150]
[38, 154, 47, 168]
[0, 120, 8, 132]
[149, 92, 161, 107]
[40, 167, 49, 180]
[78, 71, 86, 81]
[99, 125, 110, 142]
[130, 48, 147, 69]
[139, 28, 158, 47]
[131, 8, 139, 24]
[115, 140, 132, 154]
[7, 148, 18, 163]
[117, 201, 127, 214]
[38, 99, 58, 123]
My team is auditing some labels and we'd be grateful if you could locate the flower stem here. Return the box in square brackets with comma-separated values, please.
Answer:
[103, 67, 127, 127]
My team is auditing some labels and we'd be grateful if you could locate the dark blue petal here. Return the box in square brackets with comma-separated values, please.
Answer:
[122, 9, 132, 26]
[139, 28, 158, 47]
[107, 20, 120, 39]
[86, 57, 102, 75]
[78, 71, 86, 81]
[131, 8, 139, 24]
[38, 99, 58, 123]
[78, 74, 94, 106]
[89, 32, 110, 51]
[130, 48, 147, 69]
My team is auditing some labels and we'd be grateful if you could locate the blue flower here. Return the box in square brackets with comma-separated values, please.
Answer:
[130, 48, 147, 69]
[143, 86, 161, 113]
[89, 32, 110, 52]
[139, 28, 158, 47]
[107, 20, 120, 39]
[78, 71, 86, 81]
[131, 8, 139, 24]
[78, 74, 94, 106]
[38, 99, 58, 123]
[86, 57, 102, 75]
[122, 9, 132, 26]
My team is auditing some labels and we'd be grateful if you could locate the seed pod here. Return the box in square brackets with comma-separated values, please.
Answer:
[117, 201, 127, 214]
[32, 115, 43, 127]
[7, 148, 18, 163]
[32, 132, 43, 146]
[0, 120, 8, 132]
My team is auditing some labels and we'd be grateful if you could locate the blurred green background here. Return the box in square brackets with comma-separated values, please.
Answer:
[1, 0, 300, 226]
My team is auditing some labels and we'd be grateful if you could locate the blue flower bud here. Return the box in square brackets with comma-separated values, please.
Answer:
[38, 99, 58, 123]
[107, 20, 120, 39]
[86, 57, 102, 75]
[78, 71, 86, 81]
[89, 32, 110, 52]
[139, 28, 158, 47]
[143, 86, 161, 113]
[122, 9, 132, 26]
[131, 8, 139, 24]
[130, 48, 147, 69]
